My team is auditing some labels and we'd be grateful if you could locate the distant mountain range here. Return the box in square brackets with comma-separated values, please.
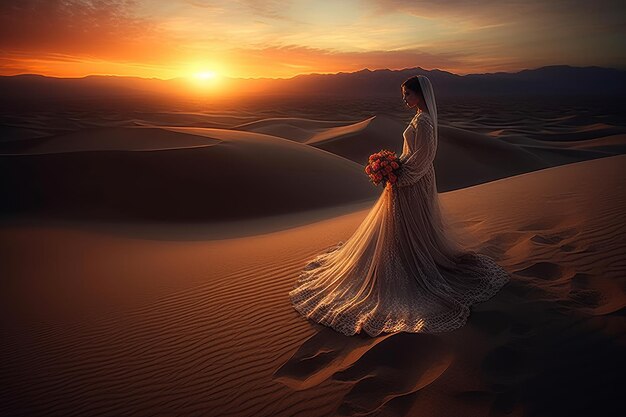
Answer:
[269, 65, 626, 98]
[1, 65, 625, 101]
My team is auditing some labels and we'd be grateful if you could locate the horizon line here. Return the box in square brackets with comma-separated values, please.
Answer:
[2, 64, 622, 82]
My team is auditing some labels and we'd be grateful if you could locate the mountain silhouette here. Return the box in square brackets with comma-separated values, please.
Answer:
[1, 65, 624, 102]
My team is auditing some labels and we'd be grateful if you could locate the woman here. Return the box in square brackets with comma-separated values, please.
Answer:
[289, 75, 510, 337]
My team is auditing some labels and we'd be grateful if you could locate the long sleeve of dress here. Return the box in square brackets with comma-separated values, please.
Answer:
[396, 115, 436, 188]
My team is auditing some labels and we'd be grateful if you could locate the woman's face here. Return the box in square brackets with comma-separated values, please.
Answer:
[402, 86, 421, 110]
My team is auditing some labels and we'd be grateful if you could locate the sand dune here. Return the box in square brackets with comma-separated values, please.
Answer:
[2, 114, 626, 224]
[3, 115, 626, 224]
[305, 116, 406, 163]
[238, 115, 626, 191]
[235, 115, 408, 165]
[505, 132, 626, 152]
[233, 117, 351, 143]
[0, 126, 379, 221]
[532, 123, 624, 142]
[235, 115, 626, 185]
[1, 154, 624, 416]
[236, 115, 587, 192]
[0, 126, 221, 153]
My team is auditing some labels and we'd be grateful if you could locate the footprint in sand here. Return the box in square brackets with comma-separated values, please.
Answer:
[570, 272, 593, 289]
[530, 228, 578, 246]
[568, 288, 603, 307]
[559, 243, 577, 252]
[516, 216, 568, 232]
[513, 261, 565, 280]
[274, 331, 452, 417]
[331, 333, 452, 416]
[272, 327, 389, 391]
[530, 234, 565, 245]
[567, 272, 604, 308]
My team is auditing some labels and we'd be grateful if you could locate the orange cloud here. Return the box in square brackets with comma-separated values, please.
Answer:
[0, 0, 623, 79]
[223, 45, 468, 78]
[0, 0, 182, 65]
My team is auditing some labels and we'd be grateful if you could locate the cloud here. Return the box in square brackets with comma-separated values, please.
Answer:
[0, 0, 172, 62]
[0, 0, 622, 78]
[223, 44, 471, 78]
[183, 0, 293, 20]
[362, 0, 625, 30]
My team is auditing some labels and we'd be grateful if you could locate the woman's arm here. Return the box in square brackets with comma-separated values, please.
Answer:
[395, 116, 436, 188]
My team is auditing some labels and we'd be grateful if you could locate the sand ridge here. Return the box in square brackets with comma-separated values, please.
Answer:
[3, 115, 625, 225]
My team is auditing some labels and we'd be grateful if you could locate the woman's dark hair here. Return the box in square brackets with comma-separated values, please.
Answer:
[401, 76, 424, 97]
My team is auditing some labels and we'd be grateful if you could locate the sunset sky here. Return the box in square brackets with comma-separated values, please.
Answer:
[1, 0, 624, 80]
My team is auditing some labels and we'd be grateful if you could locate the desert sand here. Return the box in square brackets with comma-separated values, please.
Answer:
[1, 111, 625, 416]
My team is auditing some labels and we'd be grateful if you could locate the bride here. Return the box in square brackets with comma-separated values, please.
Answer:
[289, 75, 510, 337]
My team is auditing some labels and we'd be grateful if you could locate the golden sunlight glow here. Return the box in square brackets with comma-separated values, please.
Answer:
[183, 69, 227, 95]
[1, 1, 620, 81]
[194, 71, 217, 80]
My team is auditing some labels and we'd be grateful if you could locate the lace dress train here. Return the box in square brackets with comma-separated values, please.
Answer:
[289, 112, 510, 337]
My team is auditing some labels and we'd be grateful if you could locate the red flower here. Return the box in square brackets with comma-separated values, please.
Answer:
[366, 149, 401, 187]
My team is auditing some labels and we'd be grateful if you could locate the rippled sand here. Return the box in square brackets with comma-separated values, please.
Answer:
[1, 95, 624, 416]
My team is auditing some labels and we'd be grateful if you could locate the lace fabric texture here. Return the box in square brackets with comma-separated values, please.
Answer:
[289, 112, 510, 337]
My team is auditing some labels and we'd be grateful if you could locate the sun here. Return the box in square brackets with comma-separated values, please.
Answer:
[194, 71, 217, 80]
[186, 70, 225, 94]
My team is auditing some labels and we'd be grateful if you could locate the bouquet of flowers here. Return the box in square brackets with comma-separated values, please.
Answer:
[365, 149, 401, 186]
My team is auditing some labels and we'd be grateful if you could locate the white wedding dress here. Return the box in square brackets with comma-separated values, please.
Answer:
[289, 104, 510, 337]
